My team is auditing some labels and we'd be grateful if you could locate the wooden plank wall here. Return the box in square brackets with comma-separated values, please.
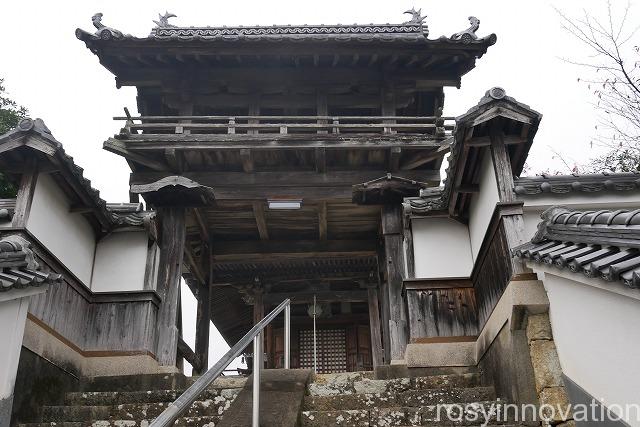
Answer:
[24, 231, 159, 356]
[406, 288, 478, 339]
[473, 222, 513, 328]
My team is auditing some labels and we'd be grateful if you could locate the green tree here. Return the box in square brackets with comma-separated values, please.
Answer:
[0, 78, 28, 197]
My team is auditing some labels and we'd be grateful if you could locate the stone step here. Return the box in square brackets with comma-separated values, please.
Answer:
[19, 416, 220, 427]
[308, 373, 480, 396]
[301, 401, 514, 426]
[64, 387, 241, 406]
[41, 398, 234, 423]
[80, 374, 188, 393]
[304, 386, 495, 411]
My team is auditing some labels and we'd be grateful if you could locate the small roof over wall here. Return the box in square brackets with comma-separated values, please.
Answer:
[403, 87, 542, 220]
[514, 172, 640, 196]
[514, 206, 640, 288]
[0, 118, 153, 234]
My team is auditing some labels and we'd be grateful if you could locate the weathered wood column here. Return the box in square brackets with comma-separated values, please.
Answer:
[489, 121, 527, 276]
[194, 256, 211, 374]
[12, 158, 38, 228]
[381, 204, 409, 362]
[367, 286, 384, 367]
[155, 207, 187, 367]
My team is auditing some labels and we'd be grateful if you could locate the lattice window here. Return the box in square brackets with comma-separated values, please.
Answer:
[299, 328, 347, 373]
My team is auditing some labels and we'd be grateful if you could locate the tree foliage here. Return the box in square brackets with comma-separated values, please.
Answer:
[557, 1, 640, 173]
[0, 78, 28, 198]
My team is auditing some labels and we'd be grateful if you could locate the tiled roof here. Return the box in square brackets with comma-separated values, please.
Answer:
[514, 206, 640, 288]
[514, 172, 640, 196]
[0, 119, 153, 232]
[75, 12, 496, 49]
[0, 235, 62, 292]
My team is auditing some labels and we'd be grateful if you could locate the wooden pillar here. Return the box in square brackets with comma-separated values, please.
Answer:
[367, 287, 384, 367]
[381, 84, 396, 134]
[316, 90, 328, 134]
[155, 207, 187, 367]
[381, 204, 408, 361]
[489, 122, 527, 275]
[194, 242, 211, 374]
[12, 158, 38, 228]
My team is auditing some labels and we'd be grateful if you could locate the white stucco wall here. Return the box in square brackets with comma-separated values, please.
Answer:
[468, 150, 499, 260]
[412, 217, 473, 278]
[91, 231, 149, 293]
[27, 174, 96, 285]
[539, 270, 640, 426]
[0, 296, 29, 400]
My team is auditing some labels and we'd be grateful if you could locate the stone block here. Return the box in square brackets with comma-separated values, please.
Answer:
[301, 409, 370, 426]
[539, 386, 572, 423]
[529, 340, 563, 393]
[527, 313, 553, 342]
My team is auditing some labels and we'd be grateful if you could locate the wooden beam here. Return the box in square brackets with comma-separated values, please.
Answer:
[104, 139, 169, 171]
[264, 290, 367, 305]
[184, 245, 206, 287]
[155, 207, 186, 367]
[192, 208, 210, 243]
[12, 158, 38, 228]
[403, 277, 473, 291]
[177, 337, 203, 373]
[455, 184, 480, 194]
[240, 148, 254, 173]
[367, 287, 384, 367]
[211, 239, 378, 260]
[400, 145, 450, 170]
[252, 202, 269, 240]
[318, 202, 328, 240]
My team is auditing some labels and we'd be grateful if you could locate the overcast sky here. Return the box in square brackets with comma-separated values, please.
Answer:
[1, 0, 622, 374]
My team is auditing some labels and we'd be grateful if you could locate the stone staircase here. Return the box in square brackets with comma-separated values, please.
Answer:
[16, 374, 246, 427]
[16, 370, 534, 426]
[301, 371, 529, 426]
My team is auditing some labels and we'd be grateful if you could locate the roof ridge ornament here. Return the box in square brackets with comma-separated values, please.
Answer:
[403, 7, 427, 26]
[153, 12, 177, 29]
[90, 13, 124, 40]
[451, 16, 480, 43]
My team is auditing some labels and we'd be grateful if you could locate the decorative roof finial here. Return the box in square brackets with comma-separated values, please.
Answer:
[403, 7, 427, 25]
[451, 16, 480, 43]
[90, 13, 123, 40]
[153, 12, 177, 28]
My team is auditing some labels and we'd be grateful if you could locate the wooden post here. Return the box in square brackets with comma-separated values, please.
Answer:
[367, 287, 384, 367]
[317, 90, 328, 134]
[381, 204, 408, 362]
[12, 158, 38, 228]
[489, 122, 527, 275]
[155, 207, 187, 367]
[381, 84, 396, 134]
[194, 281, 210, 374]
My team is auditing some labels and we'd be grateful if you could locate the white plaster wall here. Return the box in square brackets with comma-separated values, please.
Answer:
[542, 272, 640, 426]
[412, 217, 473, 278]
[0, 296, 29, 399]
[91, 231, 149, 293]
[27, 174, 96, 285]
[468, 150, 499, 260]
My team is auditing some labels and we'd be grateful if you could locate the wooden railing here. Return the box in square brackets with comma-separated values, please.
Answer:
[114, 114, 456, 137]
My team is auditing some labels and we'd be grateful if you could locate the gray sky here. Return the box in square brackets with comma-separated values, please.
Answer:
[1, 0, 618, 374]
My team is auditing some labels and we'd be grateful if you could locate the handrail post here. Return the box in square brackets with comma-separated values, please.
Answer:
[252, 335, 261, 427]
[284, 303, 291, 369]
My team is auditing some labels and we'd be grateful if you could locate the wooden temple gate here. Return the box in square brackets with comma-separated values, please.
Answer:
[75, 12, 495, 372]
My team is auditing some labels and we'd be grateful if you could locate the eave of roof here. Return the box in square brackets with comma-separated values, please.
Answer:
[0, 235, 62, 292]
[514, 206, 640, 288]
[0, 119, 153, 232]
[514, 172, 640, 196]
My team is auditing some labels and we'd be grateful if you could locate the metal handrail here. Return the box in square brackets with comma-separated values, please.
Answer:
[150, 298, 291, 427]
